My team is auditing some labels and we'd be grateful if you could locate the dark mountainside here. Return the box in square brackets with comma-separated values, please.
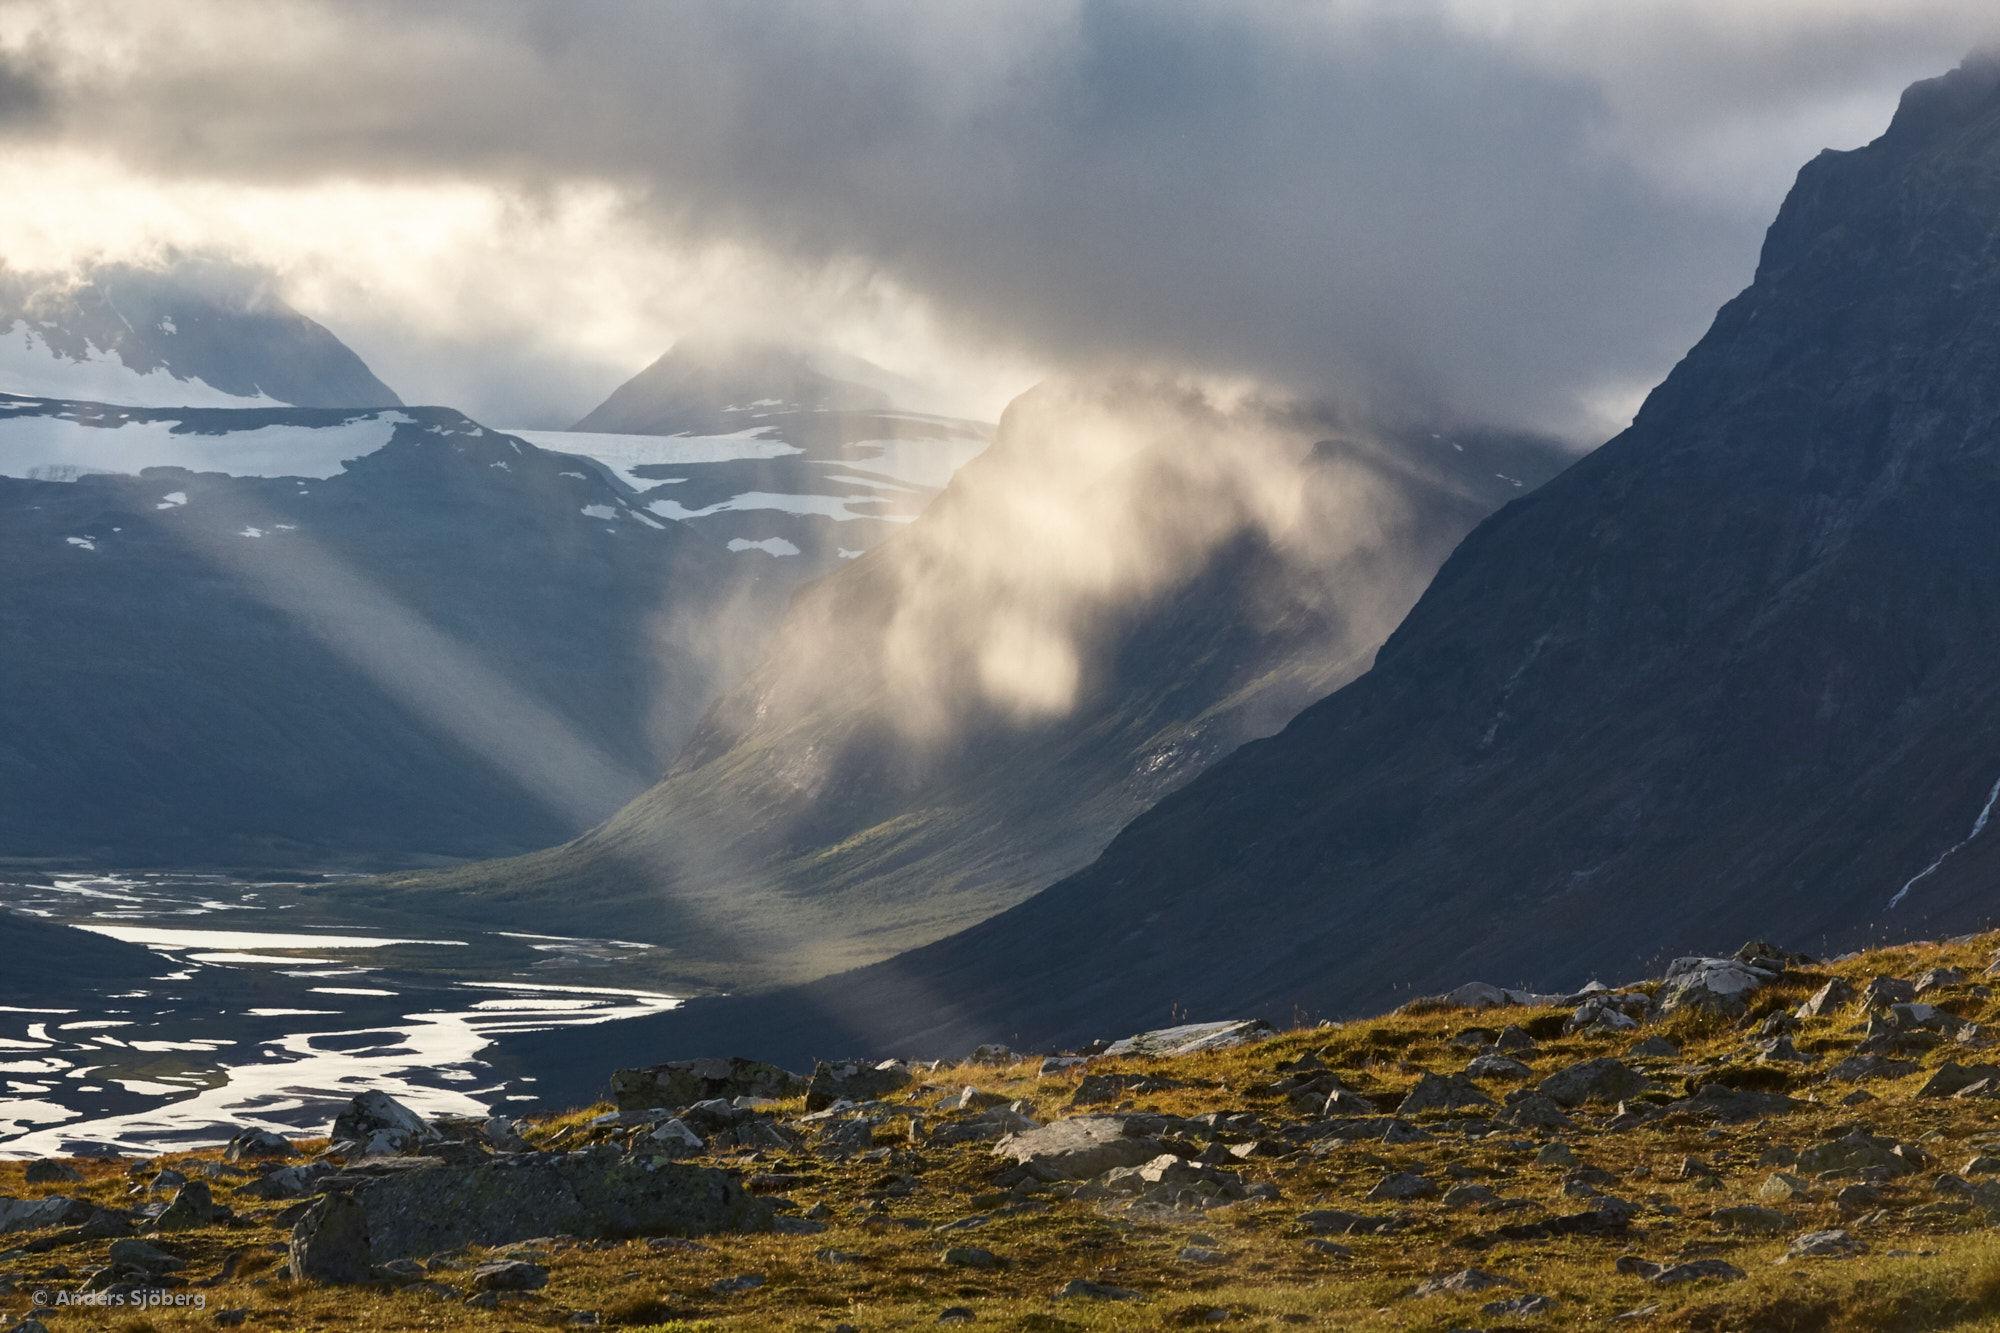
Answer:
[403, 374, 1567, 997]
[498, 56, 2000, 1095]
[0, 263, 401, 408]
[570, 338, 891, 434]
[0, 401, 786, 867]
[0, 913, 163, 1006]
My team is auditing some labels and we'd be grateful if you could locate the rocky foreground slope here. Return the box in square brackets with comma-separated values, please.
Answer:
[11, 931, 2000, 1331]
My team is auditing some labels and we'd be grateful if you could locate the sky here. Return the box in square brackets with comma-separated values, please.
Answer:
[0, 1, 1996, 437]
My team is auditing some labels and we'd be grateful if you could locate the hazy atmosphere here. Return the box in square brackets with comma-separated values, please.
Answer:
[13, 8, 2000, 1326]
[1, 1, 1994, 431]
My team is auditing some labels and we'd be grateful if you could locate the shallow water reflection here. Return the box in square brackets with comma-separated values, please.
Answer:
[0, 874, 678, 1156]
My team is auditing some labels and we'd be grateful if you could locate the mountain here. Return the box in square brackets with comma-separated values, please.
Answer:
[493, 54, 2000, 1083]
[0, 397, 780, 867]
[0, 263, 401, 409]
[0, 911, 164, 1006]
[515, 338, 993, 574]
[364, 377, 1569, 991]
[570, 337, 897, 434]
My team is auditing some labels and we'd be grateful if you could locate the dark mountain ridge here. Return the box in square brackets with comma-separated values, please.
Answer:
[0, 399, 779, 866]
[495, 54, 2000, 1090]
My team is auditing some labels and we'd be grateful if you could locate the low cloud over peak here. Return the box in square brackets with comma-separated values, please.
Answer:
[5, 2, 1997, 434]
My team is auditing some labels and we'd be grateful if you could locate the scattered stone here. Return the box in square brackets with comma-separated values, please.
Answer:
[1755, 1035, 1814, 1064]
[471, 1260, 548, 1291]
[1397, 1072, 1494, 1114]
[155, 1180, 215, 1232]
[1442, 1183, 1501, 1207]
[1796, 978, 1856, 1018]
[1626, 1036, 1681, 1059]
[646, 1118, 705, 1156]
[1496, 1091, 1573, 1130]
[1465, 1053, 1533, 1079]
[815, 1248, 862, 1264]
[1658, 957, 1774, 1017]
[331, 1091, 434, 1157]
[1617, 1256, 1746, 1284]
[937, 1085, 1011, 1112]
[1711, 1205, 1791, 1234]
[1835, 1183, 1882, 1210]
[223, 1129, 296, 1163]
[1857, 976, 1917, 1009]
[1102, 1020, 1273, 1058]
[1424, 983, 1564, 1011]
[1365, 1172, 1438, 1202]
[1304, 1239, 1353, 1256]
[1413, 1268, 1514, 1297]
[1663, 1084, 1802, 1123]
[992, 1116, 1167, 1180]
[1915, 967, 1967, 993]
[1759, 1173, 1813, 1202]
[1494, 1025, 1539, 1052]
[1827, 1055, 1921, 1082]
[1536, 1143, 1580, 1167]
[1918, 1063, 2000, 1098]
[1566, 993, 1649, 1035]
[1179, 1246, 1227, 1263]
[1484, 1294, 1557, 1318]
[937, 1307, 975, 1324]
[1964, 1156, 2000, 1176]
[1797, 1131, 1922, 1178]
[235, 1163, 333, 1200]
[289, 1193, 372, 1285]
[1071, 1073, 1187, 1106]
[1785, 1229, 1868, 1260]
[711, 1274, 765, 1295]
[108, 1238, 186, 1273]
[807, 1060, 913, 1111]
[22, 1159, 83, 1185]
[1538, 1059, 1654, 1107]
[942, 1246, 997, 1268]
[1057, 1279, 1142, 1300]
[342, 1153, 772, 1259]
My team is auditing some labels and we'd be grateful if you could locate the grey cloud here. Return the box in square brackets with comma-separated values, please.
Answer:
[25, 1, 2000, 434]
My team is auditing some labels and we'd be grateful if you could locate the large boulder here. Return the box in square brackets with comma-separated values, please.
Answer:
[0, 1196, 91, 1234]
[992, 1117, 1169, 1180]
[351, 1153, 773, 1260]
[1658, 957, 1777, 1017]
[1795, 1131, 1922, 1178]
[224, 1128, 297, 1163]
[1536, 1059, 1656, 1108]
[1397, 1072, 1495, 1114]
[1101, 1020, 1273, 1057]
[330, 1091, 434, 1157]
[805, 1059, 913, 1111]
[610, 1057, 806, 1113]
[21, 1160, 83, 1185]
[289, 1193, 372, 1284]
[153, 1181, 215, 1232]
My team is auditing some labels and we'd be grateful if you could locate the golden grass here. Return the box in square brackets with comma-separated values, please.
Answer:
[12, 934, 2000, 1330]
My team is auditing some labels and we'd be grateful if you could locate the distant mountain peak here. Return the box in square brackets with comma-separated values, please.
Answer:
[0, 261, 400, 410]
[570, 336, 901, 436]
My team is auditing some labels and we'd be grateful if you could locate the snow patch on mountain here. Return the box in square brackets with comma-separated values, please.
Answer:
[0, 322, 285, 409]
[503, 428, 802, 490]
[0, 410, 414, 482]
[647, 490, 908, 523]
